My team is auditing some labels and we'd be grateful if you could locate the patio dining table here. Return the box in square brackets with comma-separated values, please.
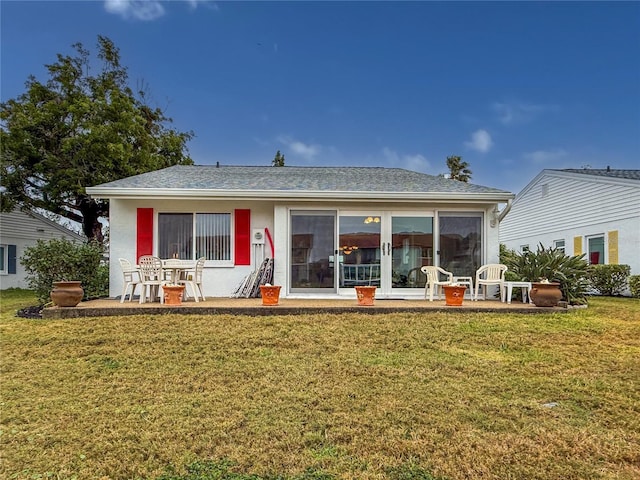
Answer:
[161, 259, 196, 284]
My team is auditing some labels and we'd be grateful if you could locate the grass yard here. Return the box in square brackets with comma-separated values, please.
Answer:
[1, 289, 639, 480]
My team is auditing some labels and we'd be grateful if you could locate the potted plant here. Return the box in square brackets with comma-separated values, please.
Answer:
[260, 284, 281, 305]
[162, 284, 186, 305]
[355, 285, 376, 306]
[50, 281, 84, 307]
[530, 278, 562, 307]
[443, 283, 466, 306]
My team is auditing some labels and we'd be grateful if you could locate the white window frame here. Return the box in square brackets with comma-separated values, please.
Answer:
[553, 239, 565, 254]
[0, 244, 7, 274]
[157, 212, 233, 266]
[586, 234, 606, 265]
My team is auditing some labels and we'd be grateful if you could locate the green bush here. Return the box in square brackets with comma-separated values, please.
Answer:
[21, 238, 109, 304]
[501, 243, 590, 305]
[587, 264, 630, 296]
[628, 275, 640, 298]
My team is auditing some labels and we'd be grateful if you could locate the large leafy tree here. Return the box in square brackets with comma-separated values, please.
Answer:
[446, 155, 472, 182]
[0, 36, 194, 243]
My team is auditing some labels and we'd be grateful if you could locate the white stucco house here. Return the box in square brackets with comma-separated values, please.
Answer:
[0, 209, 85, 290]
[86, 165, 514, 300]
[500, 168, 640, 275]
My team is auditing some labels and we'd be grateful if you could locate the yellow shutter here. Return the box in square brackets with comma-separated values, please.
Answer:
[608, 230, 619, 264]
[573, 236, 582, 256]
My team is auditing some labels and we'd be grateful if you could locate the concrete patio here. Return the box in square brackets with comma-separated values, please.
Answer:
[42, 296, 570, 319]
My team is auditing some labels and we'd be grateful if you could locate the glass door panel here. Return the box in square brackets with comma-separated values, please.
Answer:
[290, 212, 335, 291]
[438, 214, 482, 277]
[338, 215, 381, 288]
[391, 216, 433, 289]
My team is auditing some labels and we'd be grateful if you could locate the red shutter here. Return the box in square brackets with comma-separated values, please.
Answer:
[136, 208, 154, 262]
[234, 209, 251, 265]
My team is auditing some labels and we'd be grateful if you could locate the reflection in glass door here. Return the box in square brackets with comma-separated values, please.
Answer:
[391, 216, 433, 290]
[438, 214, 482, 277]
[338, 215, 381, 288]
[290, 211, 335, 291]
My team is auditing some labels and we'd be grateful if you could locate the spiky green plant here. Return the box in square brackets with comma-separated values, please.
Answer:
[501, 243, 590, 305]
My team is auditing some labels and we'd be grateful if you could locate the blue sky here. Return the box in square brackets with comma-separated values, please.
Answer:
[1, 1, 639, 194]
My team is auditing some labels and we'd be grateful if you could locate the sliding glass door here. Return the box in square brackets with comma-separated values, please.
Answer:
[438, 213, 482, 277]
[338, 214, 382, 289]
[390, 216, 433, 291]
[290, 211, 336, 292]
[337, 212, 433, 295]
[289, 210, 482, 296]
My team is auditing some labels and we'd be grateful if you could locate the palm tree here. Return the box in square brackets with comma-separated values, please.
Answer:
[446, 155, 472, 182]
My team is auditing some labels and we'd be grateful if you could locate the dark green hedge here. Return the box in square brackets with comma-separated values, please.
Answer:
[21, 238, 109, 304]
[587, 264, 631, 296]
[628, 275, 640, 298]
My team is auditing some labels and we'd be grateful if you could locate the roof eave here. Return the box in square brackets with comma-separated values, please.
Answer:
[86, 187, 514, 202]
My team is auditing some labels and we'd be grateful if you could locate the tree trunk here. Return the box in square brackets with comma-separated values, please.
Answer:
[78, 196, 105, 244]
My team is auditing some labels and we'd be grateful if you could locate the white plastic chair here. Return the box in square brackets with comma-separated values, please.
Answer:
[138, 255, 168, 304]
[341, 264, 358, 287]
[420, 266, 453, 301]
[367, 264, 381, 286]
[474, 264, 508, 301]
[118, 258, 140, 303]
[178, 257, 206, 302]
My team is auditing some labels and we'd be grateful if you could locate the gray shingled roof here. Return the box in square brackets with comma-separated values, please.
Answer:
[557, 168, 640, 181]
[90, 165, 511, 195]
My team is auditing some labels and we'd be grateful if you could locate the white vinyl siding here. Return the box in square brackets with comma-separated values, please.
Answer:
[500, 170, 640, 277]
[0, 211, 84, 289]
[501, 173, 639, 241]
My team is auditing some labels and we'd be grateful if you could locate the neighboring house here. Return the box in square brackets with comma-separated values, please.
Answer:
[0, 209, 85, 290]
[86, 165, 514, 299]
[500, 168, 640, 275]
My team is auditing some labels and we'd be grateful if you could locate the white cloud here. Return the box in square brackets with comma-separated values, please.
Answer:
[104, 0, 215, 21]
[104, 0, 165, 21]
[186, 0, 219, 11]
[382, 148, 430, 171]
[523, 148, 568, 164]
[493, 101, 559, 125]
[277, 136, 321, 161]
[465, 129, 493, 153]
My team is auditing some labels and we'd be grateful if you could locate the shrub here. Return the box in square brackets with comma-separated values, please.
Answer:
[21, 238, 109, 304]
[628, 275, 640, 298]
[501, 243, 590, 305]
[587, 264, 631, 296]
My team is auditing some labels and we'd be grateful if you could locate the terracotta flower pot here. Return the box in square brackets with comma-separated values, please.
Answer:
[163, 285, 185, 306]
[260, 285, 281, 305]
[50, 281, 84, 307]
[530, 282, 562, 307]
[355, 286, 376, 306]
[443, 285, 466, 306]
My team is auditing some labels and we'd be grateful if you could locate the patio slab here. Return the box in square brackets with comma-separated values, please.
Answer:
[42, 297, 569, 319]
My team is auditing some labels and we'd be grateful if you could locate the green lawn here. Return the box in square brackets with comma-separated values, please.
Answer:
[1, 289, 639, 480]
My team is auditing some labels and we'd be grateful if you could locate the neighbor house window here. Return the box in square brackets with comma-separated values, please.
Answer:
[554, 239, 565, 254]
[0, 245, 6, 274]
[158, 213, 232, 263]
[587, 235, 605, 265]
[541, 184, 549, 198]
[520, 245, 530, 253]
